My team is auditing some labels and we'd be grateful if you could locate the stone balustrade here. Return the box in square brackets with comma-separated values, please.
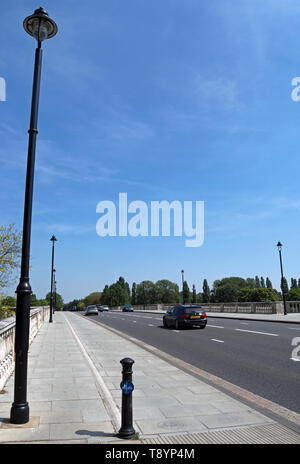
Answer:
[110, 301, 300, 314]
[0, 306, 50, 391]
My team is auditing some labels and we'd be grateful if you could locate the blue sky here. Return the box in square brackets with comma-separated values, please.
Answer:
[1, 0, 300, 302]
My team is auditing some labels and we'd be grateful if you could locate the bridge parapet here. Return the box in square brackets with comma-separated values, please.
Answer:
[0, 306, 50, 391]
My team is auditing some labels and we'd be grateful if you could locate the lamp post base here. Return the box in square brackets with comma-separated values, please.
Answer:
[10, 402, 30, 424]
[118, 426, 136, 439]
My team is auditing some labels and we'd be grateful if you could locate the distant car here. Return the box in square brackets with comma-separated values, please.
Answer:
[100, 305, 109, 311]
[163, 305, 207, 330]
[96, 304, 103, 312]
[84, 305, 99, 316]
[122, 305, 134, 312]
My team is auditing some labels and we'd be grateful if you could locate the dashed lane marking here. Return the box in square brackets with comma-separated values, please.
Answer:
[235, 329, 278, 337]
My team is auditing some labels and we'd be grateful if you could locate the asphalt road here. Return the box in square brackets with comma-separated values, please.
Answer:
[81, 310, 300, 414]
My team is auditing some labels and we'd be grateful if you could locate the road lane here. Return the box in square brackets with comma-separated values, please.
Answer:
[81, 311, 300, 413]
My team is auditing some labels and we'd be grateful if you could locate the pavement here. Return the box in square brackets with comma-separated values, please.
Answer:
[0, 310, 299, 444]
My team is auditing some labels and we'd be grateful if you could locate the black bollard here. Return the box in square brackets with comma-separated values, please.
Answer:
[118, 357, 135, 439]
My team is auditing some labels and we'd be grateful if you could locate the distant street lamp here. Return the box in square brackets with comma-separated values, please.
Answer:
[49, 236, 57, 322]
[53, 268, 56, 313]
[181, 270, 184, 304]
[10, 7, 58, 425]
[277, 241, 287, 316]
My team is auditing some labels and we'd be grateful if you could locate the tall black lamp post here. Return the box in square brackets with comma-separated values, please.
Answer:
[10, 7, 57, 425]
[49, 236, 57, 322]
[181, 269, 184, 304]
[277, 241, 287, 316]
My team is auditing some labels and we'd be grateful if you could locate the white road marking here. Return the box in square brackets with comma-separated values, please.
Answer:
[288, 327, 300, 331]
[211, 339, 224, 343]
[235, 329, 278, 337]
[207, 324, 224, 329]
[148, 324, 154, 327]
[290, 357, 300, 362]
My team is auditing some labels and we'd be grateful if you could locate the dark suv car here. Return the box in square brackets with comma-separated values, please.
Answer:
[163, 305, 207, 330]
[122, 305, 134, 312]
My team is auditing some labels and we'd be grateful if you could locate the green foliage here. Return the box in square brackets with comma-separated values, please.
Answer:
[69, 274, 300, 310]
[131, 282, 137, 305]
[101, 277, 131, 306]
[155, 280, 180, 304]
[238, 287, 279, 302]
[266, 277, 273, 289]
[83, 292, 102, 306]
[1, 295, 16, 307]
[31, 292, 63, 308]
[77, 301, 85, 311]
[281, 277, 289, 293]
[202, 279, 210, 303]
[0, 306, 15, 320]
[136, 281, 157, 305]
[290, 278, 298, 289]
[286, 288, 300, 301]
[0, 295, 16, 319]
[0, 224, 22, 291]
[191, 284, 197, 303]
[213, 277, 248, 302]
[182, 281, 190, 304]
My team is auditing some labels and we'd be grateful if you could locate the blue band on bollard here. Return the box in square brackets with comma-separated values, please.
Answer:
[121, 381, 134, 395]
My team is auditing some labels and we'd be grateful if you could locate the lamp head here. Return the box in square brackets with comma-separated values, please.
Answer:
[23, 7, 58, 42]
[277, 241, 282, 251]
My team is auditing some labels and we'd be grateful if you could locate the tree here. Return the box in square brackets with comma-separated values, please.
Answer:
[54, 293, 64, 310]
[116, 276, 131, 305]
[136, 281, 157, 305]
[45, 291, 64, 309]
[0, 224, 22, 291]
[30, 294, 38, 305]
[281, 277, 289, 294]
[83, 292, 102, 306]
[266, 277, 273, 289]
[155, 280, 180, 304]
[101, 277, 131, 307]
[291, 278, 298, 289]
[101, 285, 110, 305]
[131, 282, 137, 305]
[77, 301, 85, 311]
[213, 277, 248, 302]
[215, 283, 239, 302]
[254, 276, 261, 288]
[182, 281, 190, 304]
[246, 278, 255, 289]
[192, 284, 197, 304]
[238, 287, 279, 302]
[197, 292, 204, 303]
[0, 295, 16, 307]
[260, 277, 266, 288]
[287, 288, 300, 301]
[202, 279, 210, 303]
